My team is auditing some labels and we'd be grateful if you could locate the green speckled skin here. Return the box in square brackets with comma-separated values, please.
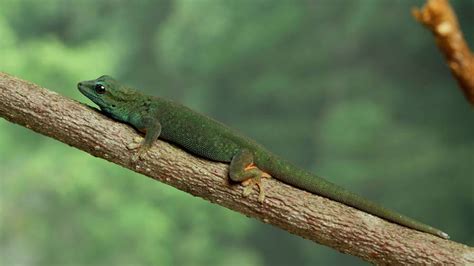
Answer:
[78, 75, 449, 239]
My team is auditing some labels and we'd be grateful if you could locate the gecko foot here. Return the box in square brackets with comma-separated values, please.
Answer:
[229, 150, 271, 203]
[132, 146, 150, 162]
[127, 136, 143, 150]
[127, 136, 151, 162]
[241, 167, 271, 203]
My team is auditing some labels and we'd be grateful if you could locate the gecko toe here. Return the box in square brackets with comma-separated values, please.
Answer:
[242, 185, 254, 197]
[131, 153, 140, 162]
[127, 136, 144, 150]
[241, 176, 266, 203]
[262, 172, 271, 179]
[131, 146, 150, 162]
[127, 142, 141, 150]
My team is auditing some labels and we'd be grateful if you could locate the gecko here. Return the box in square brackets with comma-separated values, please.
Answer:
[78, 75, 449, 239]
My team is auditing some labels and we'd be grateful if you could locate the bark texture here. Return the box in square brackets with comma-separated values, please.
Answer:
[413, 0, 474, 105]
[0, 72, 473, 264]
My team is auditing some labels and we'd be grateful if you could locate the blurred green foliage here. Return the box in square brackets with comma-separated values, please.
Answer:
[1, 0, 473, 265]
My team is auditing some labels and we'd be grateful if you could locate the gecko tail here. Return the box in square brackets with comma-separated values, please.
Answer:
[259, 154, 449, 239]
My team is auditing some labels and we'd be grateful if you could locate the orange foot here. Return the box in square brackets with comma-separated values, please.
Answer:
[242, 164, 271, 203]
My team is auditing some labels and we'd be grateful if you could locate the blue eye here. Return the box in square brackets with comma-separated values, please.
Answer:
[95, 84, 106, 94]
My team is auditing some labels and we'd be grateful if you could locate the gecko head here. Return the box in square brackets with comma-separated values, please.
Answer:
[77, 75, 137, 113]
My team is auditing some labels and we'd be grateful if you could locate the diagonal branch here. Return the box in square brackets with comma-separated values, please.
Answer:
[0, 72, 472, 264]
[413, 0, 474, 105]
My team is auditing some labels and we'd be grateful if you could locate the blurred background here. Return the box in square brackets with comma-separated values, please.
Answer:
[0, 0, 473, 265]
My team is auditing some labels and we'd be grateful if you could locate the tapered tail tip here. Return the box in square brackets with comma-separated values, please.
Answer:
[438, 231, 450, 239]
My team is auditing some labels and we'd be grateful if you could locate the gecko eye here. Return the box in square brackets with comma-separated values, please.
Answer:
[95, 84, 106, 94]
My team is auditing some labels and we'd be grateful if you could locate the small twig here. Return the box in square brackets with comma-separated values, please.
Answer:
[0, 72, 473, 264]
[413, 0, 474, 105]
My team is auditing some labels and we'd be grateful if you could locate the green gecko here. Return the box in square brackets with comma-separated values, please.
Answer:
[78, 75, 449, 239]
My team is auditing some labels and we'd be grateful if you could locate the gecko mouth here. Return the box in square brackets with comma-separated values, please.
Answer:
[78, 82, 94, 98]
[78, 83, 98, 104]
[77, 82, 86, 93]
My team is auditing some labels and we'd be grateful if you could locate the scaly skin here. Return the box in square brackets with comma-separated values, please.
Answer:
[78, 75, 449, 239]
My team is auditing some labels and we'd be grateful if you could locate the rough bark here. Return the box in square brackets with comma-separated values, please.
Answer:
[0, 72, 473, 264]
[413, 0, 474, 105]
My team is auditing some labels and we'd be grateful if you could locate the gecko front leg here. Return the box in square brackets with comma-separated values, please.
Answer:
[129, 116, 162, 161]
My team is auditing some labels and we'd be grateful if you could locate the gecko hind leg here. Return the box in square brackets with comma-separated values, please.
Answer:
[229, 149, 271, 203]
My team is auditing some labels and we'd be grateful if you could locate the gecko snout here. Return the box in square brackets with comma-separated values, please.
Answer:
[77, 82, 87, 94]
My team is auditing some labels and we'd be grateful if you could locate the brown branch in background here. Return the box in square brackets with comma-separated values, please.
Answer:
[0, 72, 473, 264]
[413, 0, 474, 105]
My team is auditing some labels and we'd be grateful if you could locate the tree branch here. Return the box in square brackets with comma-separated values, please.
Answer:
[0, 72, 473, 264]
[413, 0, 474, 105]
